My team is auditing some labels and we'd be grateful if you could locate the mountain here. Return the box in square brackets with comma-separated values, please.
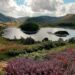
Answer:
[0, 13, 75, 28]
[0, 13, 15, 22]
[56, 14, 75, 23]
[26, 16, 59, 25]
[17, 14, 75, 27]
[16, 14, 75, 26]
[54, 14, 75, 28]
[16, 17, 28, 25]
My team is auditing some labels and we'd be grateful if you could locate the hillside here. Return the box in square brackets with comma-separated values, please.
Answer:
[56, 14, 75, 23]
[0, 13, 75, 28]
[26, 16, 59, 25]
[18, 14, 75, 27]
[55, 14, 75, 28]
[0, 13, 15, 22]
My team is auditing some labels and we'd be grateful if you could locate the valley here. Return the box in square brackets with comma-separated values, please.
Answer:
[0, 13, 75, 75]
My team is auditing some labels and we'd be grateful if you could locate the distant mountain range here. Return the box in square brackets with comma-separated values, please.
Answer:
[0, 13, 15, 22]
[26, 16, 60, 24]
[25, 14, 75, 24]
[0, 13, 75, 26]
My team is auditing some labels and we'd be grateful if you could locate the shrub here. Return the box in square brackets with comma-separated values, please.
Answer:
[6, 50, 20, 57]
[42, 37, 49, 42]
[19, 51, 46, 60]
[24, 37, 35, 45]
[57, 38, 66, 46]
[5, 49, 75, 75]
[68, 37, 75, 43]
[0, 26, 5, 36]
[42, 41, 57, 50]
[4, 40, 68, 58]
[19, 37, 35, 45]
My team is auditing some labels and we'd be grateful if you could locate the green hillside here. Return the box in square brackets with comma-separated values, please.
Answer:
[57, 14, 75, 23]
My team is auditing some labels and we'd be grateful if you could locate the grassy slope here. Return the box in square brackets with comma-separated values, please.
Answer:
[0, 37, 75, 74]
[0, 36, 75, 58]
[17, 43, 75, 59]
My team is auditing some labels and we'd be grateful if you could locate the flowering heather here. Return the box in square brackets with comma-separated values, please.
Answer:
[5, 49, 75, 75]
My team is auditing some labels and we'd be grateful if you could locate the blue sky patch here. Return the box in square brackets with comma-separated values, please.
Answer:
[16, 0, 25, 5]
[64, 0, 75, 3]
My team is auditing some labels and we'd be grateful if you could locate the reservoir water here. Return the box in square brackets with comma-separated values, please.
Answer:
[2, 27, 75, 41]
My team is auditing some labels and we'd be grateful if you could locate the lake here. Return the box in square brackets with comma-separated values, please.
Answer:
[2, 27, 75, 41]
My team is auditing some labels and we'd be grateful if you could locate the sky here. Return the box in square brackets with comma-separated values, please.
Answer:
[16, 0, 25, 5]
[0, 0, 75, 18]
[64, 0, 75, 3]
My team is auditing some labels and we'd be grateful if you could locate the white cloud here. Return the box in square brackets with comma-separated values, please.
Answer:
[0, 0, 75, 18]
[0, 0, 33, 17]
[65, 3, 75, 14]
[28, 0, 64, 11]
[27, 0, 65, 17]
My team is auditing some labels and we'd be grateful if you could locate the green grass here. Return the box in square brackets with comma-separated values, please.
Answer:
[0, 71, 5, 75]
[15, 43, 75, 60]
[0, 40, 75, 75]
[0, 37, 75, 61]
[0, 35, 75, 61]
[17, 49, 48, 60]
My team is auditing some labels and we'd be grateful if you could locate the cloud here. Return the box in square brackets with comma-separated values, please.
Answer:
[0, 0, 75, 18]
[0, 0, 19, 17]
[28, 0, 75, 17]
[27, 0, 65, 17]
[28, 0, 64, 11]
[65, 3, 75, 14]
[0, 0, 33, 17]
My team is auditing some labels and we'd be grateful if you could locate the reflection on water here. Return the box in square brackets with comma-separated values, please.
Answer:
[2, 27, 75, 41]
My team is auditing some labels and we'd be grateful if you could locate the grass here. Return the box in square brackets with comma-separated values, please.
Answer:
[0, 71, 5, 75]
[0, 36, 75, 74]
[0, 36, 36, 52]
[17, 49, 48, 60]
[0, 36, 75, 61]
[0, 40, 75, 74]
[16, 43, 75, 60]
[0, 61, 7, 75]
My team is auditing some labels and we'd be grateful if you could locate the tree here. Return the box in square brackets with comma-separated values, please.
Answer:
[55, 31, 69, 37]
[25, 37, 35, 45]
[19, 37, 35, 45]
[20, 22, 39, 34]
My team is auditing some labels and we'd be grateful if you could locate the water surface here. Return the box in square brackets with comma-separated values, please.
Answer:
[2, 27, 75, 41]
